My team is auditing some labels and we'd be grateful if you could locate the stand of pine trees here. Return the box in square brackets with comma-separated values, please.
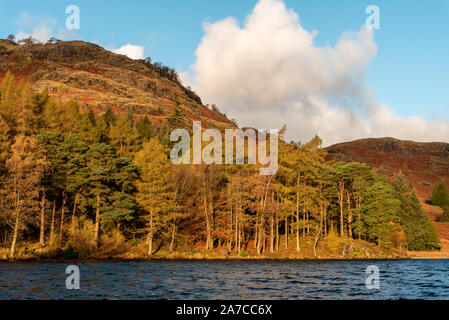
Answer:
[0, 72, 441, 259]
[433, 181, 449, 222]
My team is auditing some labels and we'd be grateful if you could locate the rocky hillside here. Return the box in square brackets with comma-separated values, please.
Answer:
[0, 39, 234, 130]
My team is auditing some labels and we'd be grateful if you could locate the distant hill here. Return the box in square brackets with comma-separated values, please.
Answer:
[0, 39, 234, 130]
[327, 137, 449, 200]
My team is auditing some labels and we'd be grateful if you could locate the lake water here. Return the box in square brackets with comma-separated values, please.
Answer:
[1, 260, 449, 299]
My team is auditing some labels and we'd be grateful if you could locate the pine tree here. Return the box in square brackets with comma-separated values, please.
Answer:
[392, 176, 440, 250]
[134, 139, 175, 255]
[85, 143, 137, 244]
[361, 181, 401, 247]
[136, 116, 153, 142]
[2, 135, 47, 256]
[432, 182, 449, 208]
[0, 116, 12, 173]
[36, 133, 89, 246]
[109, 114, 139, 156]
[438, 206, 449, 222]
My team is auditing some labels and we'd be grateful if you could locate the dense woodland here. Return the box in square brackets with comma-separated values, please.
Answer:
[0, 72, 441, 259]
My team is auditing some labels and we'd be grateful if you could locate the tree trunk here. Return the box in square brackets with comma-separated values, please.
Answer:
[262, 228, 266, 253]
[237, 221, 241, 253]
[313, 205, 324, 258]
[347, 193, 353, 238]
[10, 211, 20, 256]
[235, 209, 239, 252]
[169, 223, 176, 253]
[275, 211, 279, 251]
[324, 206, 327, 236]
[296, 210, 300, 252]
[50, 200, 55, 242]
[254, 222, 258, 249]
[94, 194, 100, 246]
[290, 216, 293, 235]
[338, 181, 345, 237]
[358, 209, 361, 240]
[270, 214, 274, 253]
[148, 212, 153, 256]
[59, 195, 66, 246]
[39, 193, 46, 246]
[296, 170, 300, 251]
[306, 211, 310, 234]
[324, 205, 328, 237]
[203, 177, 212, 251]
[72, 191, 79, 224]
[257, 176, 273, 255]
[205, 205, 212, 250]
[302, 208, 306, 237]
[284, 214, 288, 249]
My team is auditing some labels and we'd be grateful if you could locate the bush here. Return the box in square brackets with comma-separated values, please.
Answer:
[438, 207, 449, 222]
[389, 222, 407, 249]
[97, 229, 128, 258]
[67, 216, 96, 256]
[63, 243, 78, 259]
[324, 228, 343, 253]
[239, 251, 248, 257]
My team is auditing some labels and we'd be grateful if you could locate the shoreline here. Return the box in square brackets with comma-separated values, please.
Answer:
[3, 250, 449, 262]
[0, 237, 412, 262]
[0, 257, 412, 263]
[407, 239, 449, 259]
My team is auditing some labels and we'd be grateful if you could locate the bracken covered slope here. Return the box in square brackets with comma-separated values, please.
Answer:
[0, 39, 234, 130]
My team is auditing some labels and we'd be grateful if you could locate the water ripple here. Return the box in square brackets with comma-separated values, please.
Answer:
[1, 260, 449, 299]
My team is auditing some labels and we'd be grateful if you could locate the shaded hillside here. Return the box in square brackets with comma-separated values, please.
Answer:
[0, 39, 234, 130]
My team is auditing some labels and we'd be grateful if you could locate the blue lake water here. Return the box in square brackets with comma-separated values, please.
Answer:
[1, 260, 449, 299]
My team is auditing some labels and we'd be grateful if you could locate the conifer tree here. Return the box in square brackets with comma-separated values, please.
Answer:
[134, 139, 175, 255]
[361, 181, 401, 247]
[2, 135, 47, 255]
[432, 182, 449, 208]
[392, 176, 440, 250]
[109, 114, 139, 156]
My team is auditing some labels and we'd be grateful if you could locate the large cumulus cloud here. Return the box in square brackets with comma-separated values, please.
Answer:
[184, 0, 449, 146]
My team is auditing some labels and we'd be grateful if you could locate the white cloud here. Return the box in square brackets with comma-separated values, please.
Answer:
[16, 11, 34, 28]
[16, 25, 53, 43]
[186, 0, 449, 146]
[14, 11, 78, 43]
[112, 44, 145, 60]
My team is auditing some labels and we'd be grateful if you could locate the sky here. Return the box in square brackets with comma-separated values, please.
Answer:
[0, 0, 448, 145]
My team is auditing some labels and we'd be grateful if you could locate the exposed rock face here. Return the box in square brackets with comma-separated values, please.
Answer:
[0, 39, 233, 129]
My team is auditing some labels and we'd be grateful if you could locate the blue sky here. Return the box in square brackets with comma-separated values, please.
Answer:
[1, 0, 449, 142]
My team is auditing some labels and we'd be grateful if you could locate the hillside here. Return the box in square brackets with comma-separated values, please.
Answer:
[0, 39, 234, 130]
[327, 137, 449, 255]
